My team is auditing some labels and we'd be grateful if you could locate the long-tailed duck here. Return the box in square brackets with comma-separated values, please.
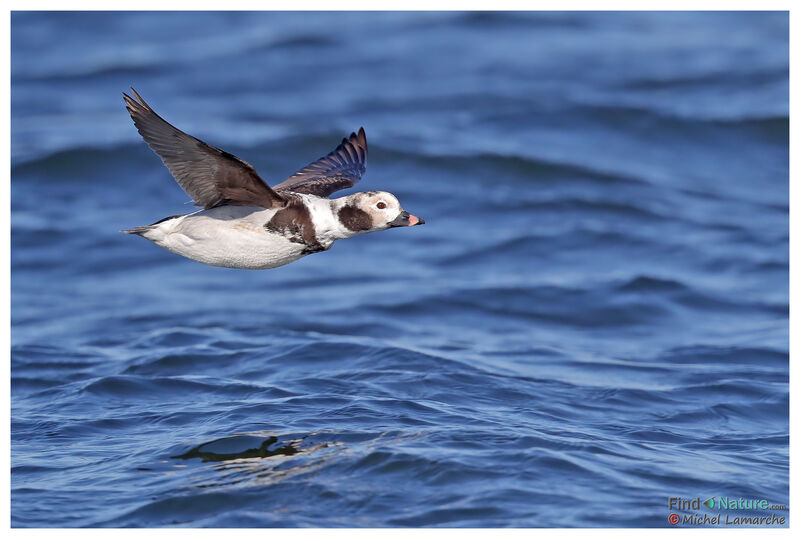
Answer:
[122, 89, 424, 270]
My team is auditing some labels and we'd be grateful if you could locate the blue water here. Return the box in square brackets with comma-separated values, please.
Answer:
[11, 12, 789, 527]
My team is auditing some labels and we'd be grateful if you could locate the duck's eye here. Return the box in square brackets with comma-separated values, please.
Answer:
[376, 202, 387, 210]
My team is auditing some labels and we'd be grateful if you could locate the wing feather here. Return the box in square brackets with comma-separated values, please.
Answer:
[272, 127, 367, 198]
[123, 88, 284, 209]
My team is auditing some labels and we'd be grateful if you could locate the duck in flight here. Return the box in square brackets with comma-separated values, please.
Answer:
[122, 89, 424, 270]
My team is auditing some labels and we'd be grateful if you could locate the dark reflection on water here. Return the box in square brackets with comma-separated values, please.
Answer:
[11, 11, 788, 528]
[174, 435, 302, 462]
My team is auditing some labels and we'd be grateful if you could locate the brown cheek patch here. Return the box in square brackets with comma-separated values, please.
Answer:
[338, 206, 373, 231]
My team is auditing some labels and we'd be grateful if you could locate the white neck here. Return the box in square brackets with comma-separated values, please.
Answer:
[302, 195, 362, 247]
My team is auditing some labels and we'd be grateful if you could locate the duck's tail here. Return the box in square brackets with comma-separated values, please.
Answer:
[123, 213, 184, 237]
[122, 226, 153, 236]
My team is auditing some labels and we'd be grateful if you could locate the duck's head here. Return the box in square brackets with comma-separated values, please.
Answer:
[336, 191, 424, 235]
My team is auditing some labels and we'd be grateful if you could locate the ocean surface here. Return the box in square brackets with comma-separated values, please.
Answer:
[11, 12, 789, 527]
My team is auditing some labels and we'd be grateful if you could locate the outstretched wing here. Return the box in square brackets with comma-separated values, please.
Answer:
[272, 127, 367, 198]
[123, 88, 285, 209]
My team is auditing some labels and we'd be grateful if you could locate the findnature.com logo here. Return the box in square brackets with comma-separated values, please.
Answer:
[667, 497, 787, 527]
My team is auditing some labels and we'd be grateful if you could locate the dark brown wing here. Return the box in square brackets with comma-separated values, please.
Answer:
[123, 88, 284, 209]
[272, 127, 367, 198]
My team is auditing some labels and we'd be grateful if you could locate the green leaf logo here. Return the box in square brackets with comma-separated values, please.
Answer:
[703, 498, 715, 509]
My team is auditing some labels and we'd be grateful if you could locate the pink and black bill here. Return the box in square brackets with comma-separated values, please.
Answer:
[389, 211, 425, 227]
